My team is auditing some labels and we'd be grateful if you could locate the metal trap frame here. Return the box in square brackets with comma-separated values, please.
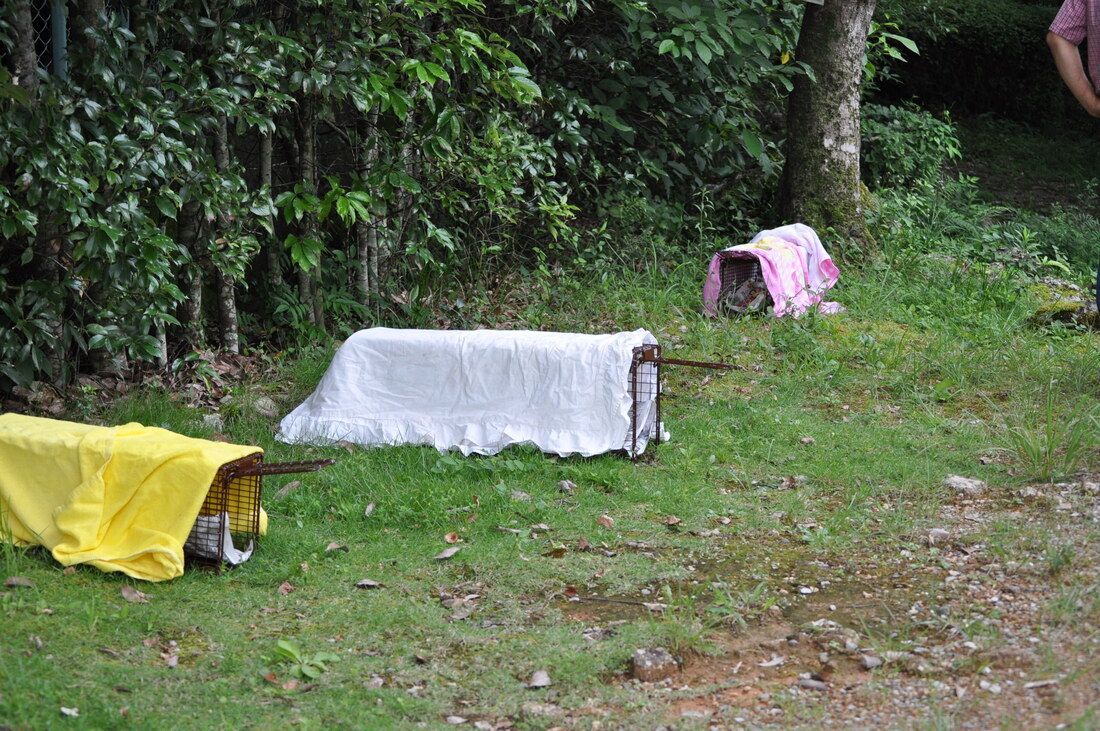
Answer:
[626, 344, 732, 460]
[184, 454, 333, 570]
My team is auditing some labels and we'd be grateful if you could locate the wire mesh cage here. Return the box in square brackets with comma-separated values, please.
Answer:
[184, 455, 332, 569]
[626, 344, 662, 460]
[717, 257, 771, 316]
[625, 345, 735, 460]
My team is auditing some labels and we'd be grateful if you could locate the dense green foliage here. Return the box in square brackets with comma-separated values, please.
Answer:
[861, 102, 961, 188]
[876, 0, 1074, 123]
[0, 0, 806, 390]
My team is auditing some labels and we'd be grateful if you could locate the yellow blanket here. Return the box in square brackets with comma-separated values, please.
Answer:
[0, 413, 263, 582]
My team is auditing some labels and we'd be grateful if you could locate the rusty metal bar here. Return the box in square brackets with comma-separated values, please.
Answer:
[637, 348, 733, 370]
[232, 459, 335, 477]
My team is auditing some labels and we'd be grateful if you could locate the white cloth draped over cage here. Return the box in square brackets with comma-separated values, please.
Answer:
[278, 328, 665, 457]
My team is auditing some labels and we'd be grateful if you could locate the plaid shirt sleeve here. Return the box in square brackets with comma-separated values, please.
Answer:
[1050, 0, 1088, 44]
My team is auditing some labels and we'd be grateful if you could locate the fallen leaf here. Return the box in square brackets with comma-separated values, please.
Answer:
[4, 576, 34, 589]
[466, 513, 478, 524]
[60, 707, 79, 718]
[355, 579, 384, 589]
[62, 566, 77, 576]
[661, 515, 682, 528]
[446, 716, 467, 725]
[542, 544, 567, 559]
[577, 537, 592, 552]
[563, 585, 578, 598]
[278, 581, 295, 596]
[282, 679, 300, 691]
[434, 546, 461, 561]
[558, 479, 576, 493]
[262, 672, 279, 684]
[444, 532, 462, 544]
[527, 670, 552, 688]
[29, 635, 43, 651]
[324, 541, 348, 553]
[119, 706, 129, 718]
[642, 602, 667, 613]
[299, 562, 310, 573]
[530, 523, 551, 533]
[758, 654, 785, 668]
[121, 586, 149, 604]
[496, 526, 522, 535]
[800, 436, 815, 445]
[510, 489, 532, 502]
[363, 502, 376, 518]
[596, 514, 614, 529]
[716, 516, 731, 525]
[98, 647, 121, 658]
[336, 440, 357, 453]
[274, 480, 302, 500]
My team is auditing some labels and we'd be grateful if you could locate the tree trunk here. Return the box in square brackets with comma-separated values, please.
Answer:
[296, 96, 325, 331]
[259, 130, 282, 290]
[355, 111, 382, 308]
[179, 202, 205, 348]
[71, 0, 105, 62]
[10, 0, 38, 96]
[780, 0, 876, 243]
[213, 114, 240, 354]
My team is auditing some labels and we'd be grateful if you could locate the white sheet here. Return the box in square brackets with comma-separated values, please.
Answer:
[277, 328, 660, 457]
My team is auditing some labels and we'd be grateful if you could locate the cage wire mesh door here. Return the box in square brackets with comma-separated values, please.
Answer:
[717, 256, 771, 316]
[184, 455, 332, 570]
[626, 345, 732, 460]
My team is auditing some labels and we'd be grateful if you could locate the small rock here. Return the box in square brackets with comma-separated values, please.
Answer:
[251, 396, 280, 419]
[202, 413, 224, 431]
[860, 655, 883, 670]
[944, 475, 986, 496]
[798, 678, 829, 691]
[521, 701, 563, 718]
[632, 647, 679, 682]
[926, 528, 951, 546]
[800, 436, 815, 445]
[557, 480, 576, 494]
[445, 716, 468, 725]
[527, 670, 552, 688]
[979, 679, 1002, 694]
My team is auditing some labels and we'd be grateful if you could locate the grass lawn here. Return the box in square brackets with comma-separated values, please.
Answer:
[2, 132, 1099, 729]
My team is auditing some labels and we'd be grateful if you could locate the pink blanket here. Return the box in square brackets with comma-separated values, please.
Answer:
[702, 223, 841, 318]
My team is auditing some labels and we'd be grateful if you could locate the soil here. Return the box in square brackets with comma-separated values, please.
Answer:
[560, 473, 1100, 728]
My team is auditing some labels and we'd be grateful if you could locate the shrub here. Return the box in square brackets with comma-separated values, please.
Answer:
[861, 103, 962, 189]
[876, 0, 1076, 123]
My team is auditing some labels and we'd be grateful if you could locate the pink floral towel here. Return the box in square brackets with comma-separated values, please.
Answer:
[702, 223, 842, 318]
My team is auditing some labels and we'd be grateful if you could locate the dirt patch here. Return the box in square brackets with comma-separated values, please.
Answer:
[602, 474, 1100, 728]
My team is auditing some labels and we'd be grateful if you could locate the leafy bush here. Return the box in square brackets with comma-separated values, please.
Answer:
[876, 0, 1074, 122]
[861, 103, 961, 189]
[0, 0, 806, 392]
[870, 175, 1098, 277]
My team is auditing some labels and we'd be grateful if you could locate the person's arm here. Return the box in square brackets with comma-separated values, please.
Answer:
[1047, 31, 1100, 116]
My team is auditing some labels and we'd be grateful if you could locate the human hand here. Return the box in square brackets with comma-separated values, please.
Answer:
[1088, 94, 1100, 118]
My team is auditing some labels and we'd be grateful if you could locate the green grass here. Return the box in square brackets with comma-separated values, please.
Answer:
[2, 169, 1099, 727]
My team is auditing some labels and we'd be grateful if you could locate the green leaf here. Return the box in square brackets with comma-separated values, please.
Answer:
[883, 33, 920, 55]
[658, 39, 676, 55]
[155, 195, 178, 220]
[741, 130, 763, 158]
[695, 40, 713, 65]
